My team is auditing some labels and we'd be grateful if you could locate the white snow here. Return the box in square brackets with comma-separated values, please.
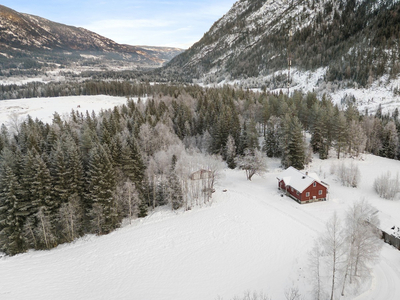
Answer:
[0, 97, 400, 299]
[0, 95, 129, 128]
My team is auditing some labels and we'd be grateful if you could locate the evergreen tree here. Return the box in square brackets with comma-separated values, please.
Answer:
[0, 165, 25, 255]
[333, 112, 348, 159]
[281, 115, 306, 170]
[50, 139, 70, 207]
[381, 121, 399, 159]
[225, 134, 237, 169]
[168, 157, 183, 210]
[262, 116, 281, 158]
[86, 144, 117, 234]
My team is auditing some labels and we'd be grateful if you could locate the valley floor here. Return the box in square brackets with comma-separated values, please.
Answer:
[1, 154, 400, 300]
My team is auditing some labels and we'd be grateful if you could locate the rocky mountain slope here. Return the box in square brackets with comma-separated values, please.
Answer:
[165, 0, 400, 88]
[0, 5, 183, 70]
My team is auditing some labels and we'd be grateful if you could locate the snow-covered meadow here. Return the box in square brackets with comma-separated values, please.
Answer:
[0, 96, 400, 299]
[0, 95, 129, 129]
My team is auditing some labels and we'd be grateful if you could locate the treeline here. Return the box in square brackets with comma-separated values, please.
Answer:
[1, 83, 399, 256]
[0, 81, 152, 100]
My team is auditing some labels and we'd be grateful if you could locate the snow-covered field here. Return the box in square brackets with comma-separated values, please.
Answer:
[1, 155, 400, 300]
[0, 95, 129, 128]
[1, 96, 400, 299]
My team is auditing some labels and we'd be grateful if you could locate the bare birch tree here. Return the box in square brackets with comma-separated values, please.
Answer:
[320, 212, 346, 300]
[341, 199, 382, 295]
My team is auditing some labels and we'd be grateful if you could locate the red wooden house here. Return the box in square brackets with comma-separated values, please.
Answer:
[277, 167, 328, 204]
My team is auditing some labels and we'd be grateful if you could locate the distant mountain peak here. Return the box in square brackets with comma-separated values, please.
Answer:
[0, 5, 184, 70]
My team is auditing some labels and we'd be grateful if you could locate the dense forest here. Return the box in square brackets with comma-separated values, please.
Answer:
[0, 82, 399, 255]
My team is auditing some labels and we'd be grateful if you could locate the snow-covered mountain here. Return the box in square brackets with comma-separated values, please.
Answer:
[0, 5, 183, 69]
[165, 0, 400, 89]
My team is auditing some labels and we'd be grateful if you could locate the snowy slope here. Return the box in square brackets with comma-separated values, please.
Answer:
[1, 97, 400, 299]
[1, 154, 400, 299]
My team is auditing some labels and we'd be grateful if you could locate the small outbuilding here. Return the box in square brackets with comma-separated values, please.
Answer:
[277, 166, 328, 204]
[374, 210, 400, 251]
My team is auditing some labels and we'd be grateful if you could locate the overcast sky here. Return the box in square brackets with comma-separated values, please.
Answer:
[2, 0, 237, 49]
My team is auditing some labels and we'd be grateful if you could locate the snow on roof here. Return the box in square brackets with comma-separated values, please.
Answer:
[277, 166, 325, 193]
[374, 210, 400, 235]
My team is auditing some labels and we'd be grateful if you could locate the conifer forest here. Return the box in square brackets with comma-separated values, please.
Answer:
[0, 81, 399, 255]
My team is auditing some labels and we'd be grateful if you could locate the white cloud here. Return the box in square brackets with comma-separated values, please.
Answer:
[84, 19, 175, 31]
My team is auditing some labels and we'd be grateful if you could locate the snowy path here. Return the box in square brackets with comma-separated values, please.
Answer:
[354, 245, 400, 300]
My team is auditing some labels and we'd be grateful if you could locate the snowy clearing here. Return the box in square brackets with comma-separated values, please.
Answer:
[1, 153, 400, 300]
[0, 95, 129, 127]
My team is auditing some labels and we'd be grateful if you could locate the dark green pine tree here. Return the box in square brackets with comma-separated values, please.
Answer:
[86, 144, 118, 234]
[263, 125, 280, 158]
[124, 136, 148, 217]
[168, 155, 183, 210]
[238, 121, 249, 156]
[155, 181, 168, 207]
[20, 150, 52, 218]
[333, 111, 347, 159]
[288, 117, 306, 170]
[125, 136, 145, 185]
[281, 115, 306, 170]
[0, 165, 25, 255]
[32, 153, 54, 214]
[65, 135, 84, 200]
[50, 139, 70, 207]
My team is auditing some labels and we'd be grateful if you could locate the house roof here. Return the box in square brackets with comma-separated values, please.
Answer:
[277, 166, 326, 193]
[374, 210, 400, 236]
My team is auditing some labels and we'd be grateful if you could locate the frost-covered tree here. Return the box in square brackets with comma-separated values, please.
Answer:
[225, 134, 236, 169]
[374, 171, 400, 200]
[320, 212, 346, 300]
[347, 120, 367, 157]
[235, 148, 267, 181]
[341, 200, 382, 296]
[34, 206, 57, 249]
[58, 194, 83, 243]
[336, 161, 360, 188]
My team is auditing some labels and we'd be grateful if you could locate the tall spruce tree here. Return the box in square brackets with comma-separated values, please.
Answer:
[0, 165, 25, 255]
[168, 155, 183, 210]
[281, 115, 306, 170]
[86, 144, 117, 234]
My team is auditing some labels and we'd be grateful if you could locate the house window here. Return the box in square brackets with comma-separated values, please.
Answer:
[291, 187, 293, 192]
[313, 182, 317, 187]
[296, 191, 299, 195]
[306, 192, 310, 197]
[319, 190, 323, 195]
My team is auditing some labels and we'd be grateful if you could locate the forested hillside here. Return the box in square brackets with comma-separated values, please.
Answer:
[0, 82, 399, 255]
[164, 0, 400, 87]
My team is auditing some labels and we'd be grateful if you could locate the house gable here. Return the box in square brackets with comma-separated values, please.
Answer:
[277, 167, 328, 204]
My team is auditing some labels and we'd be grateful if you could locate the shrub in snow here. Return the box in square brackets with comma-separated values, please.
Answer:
[374, 171, 399, 200]
[336, 161, 360, 188]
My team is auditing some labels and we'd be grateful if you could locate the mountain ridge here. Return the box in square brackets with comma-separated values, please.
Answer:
[0, 5, 184, 70]
[164, 0, 400, 88]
